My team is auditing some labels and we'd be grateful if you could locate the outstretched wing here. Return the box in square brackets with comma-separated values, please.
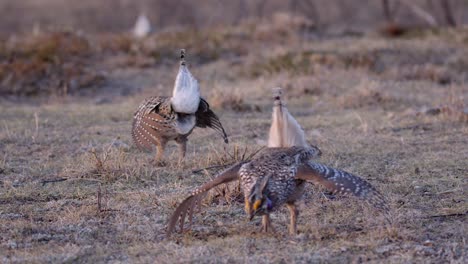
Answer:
[195, 98, 229, 143]
[132, 96, 173, 151]
[167, 162, 244, 237]
[296, 161, 389, 212]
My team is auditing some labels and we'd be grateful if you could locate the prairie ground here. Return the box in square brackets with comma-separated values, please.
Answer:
[0, 24, 467, 263]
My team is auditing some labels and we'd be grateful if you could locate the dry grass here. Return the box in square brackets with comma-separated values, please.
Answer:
[0, 32, 106, 97]
[1, 26, 467, 263]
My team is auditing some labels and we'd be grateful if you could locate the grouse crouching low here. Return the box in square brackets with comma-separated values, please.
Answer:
[166, 88, 389, 237]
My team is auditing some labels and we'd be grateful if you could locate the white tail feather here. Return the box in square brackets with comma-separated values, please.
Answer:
[171, 50, 201, 114]
[133, 13, 151, 38]
[268, 88, 308, 148]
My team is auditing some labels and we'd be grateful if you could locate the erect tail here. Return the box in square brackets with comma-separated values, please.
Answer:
[268, 87, 308, 148]
[171, 49, 201, 114]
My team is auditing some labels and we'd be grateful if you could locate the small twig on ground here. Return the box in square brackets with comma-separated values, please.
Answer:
[97, 184, 102, 213]
[2, 121, 12, 140]
[99, 209, 121, 212]
[427, 212, 467, 219]
[41, 178, 68, 186]
[436, 188, 460, 195]
[32, 112, 39, 143]
[192, 164, 231, 174]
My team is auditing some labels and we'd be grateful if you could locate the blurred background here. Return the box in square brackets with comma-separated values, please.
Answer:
[1, 0, 467, 34]
[0, 0, 467, 100]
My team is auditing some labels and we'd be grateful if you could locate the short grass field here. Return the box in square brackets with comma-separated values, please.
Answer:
[0, 23, 467, 263]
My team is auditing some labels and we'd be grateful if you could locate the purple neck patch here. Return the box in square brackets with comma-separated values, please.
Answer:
[266, 197, 273, 210]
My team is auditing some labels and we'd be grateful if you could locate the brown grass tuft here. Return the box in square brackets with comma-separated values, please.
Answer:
[337, 79, 396, 109]
[427, 85, 468, 123]
[210, 90, 259, 112]
[0, 32, 105, 97]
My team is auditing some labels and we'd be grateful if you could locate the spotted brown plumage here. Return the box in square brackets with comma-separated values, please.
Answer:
[298, 162, 389, 212]
[131, 50, 228, 165]
[166, 146, 388, 237]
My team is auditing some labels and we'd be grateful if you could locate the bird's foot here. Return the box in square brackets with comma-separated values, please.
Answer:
[260, 221, 276, 234]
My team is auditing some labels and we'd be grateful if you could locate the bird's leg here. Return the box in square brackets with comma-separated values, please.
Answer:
[261, 214, 276, 233]
[175, 137, 187, 165]
[154, 140, 167, 166]
[286, 203, 299, 235]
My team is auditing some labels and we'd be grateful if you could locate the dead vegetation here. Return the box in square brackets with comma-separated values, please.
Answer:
[2, 16, 468, 100]
[428, 85, 468, 123]
[0, 32, 105, 97]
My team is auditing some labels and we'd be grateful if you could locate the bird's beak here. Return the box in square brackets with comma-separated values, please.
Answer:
[249, 211, 255, 221]
[249, 199, 262, 221]
[249, 208, 262, 221]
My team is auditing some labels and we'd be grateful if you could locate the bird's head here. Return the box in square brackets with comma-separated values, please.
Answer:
[245, 175, 273, 220]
